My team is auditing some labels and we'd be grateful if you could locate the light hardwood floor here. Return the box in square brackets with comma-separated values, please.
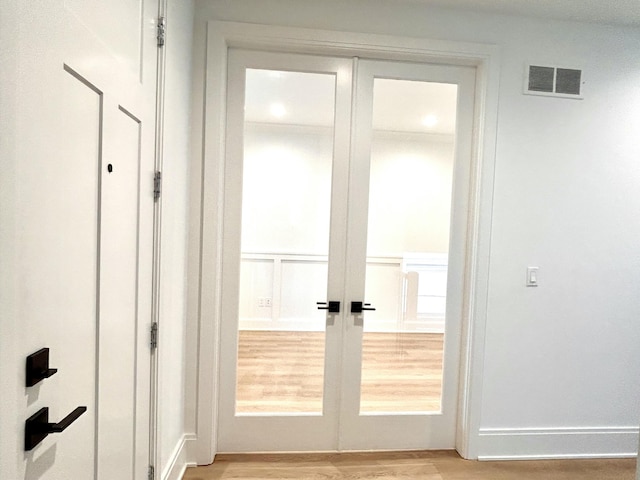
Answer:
[182, 451, 636, 479]
[198, 332, 636, 479]
[236, 330, 444, 413]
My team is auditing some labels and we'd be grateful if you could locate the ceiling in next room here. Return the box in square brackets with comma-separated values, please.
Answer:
[245, 68, 458, 135]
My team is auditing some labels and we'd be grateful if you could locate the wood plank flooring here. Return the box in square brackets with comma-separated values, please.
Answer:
[360, 332, 443, 412]
[182, 451, 637, 479]
[236, 331, 444, 413]
[197, 331, 636, 479]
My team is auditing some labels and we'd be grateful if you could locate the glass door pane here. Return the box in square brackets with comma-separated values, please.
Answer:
[236, 68, 336, 414]
[360, 78, 458, 413]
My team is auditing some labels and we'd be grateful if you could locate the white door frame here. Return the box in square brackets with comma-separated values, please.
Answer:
[192, 20, 501, 464]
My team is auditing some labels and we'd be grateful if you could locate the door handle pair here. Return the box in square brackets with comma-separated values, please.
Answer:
[24, 348, 87, 451]
[316, 301, 376, 314]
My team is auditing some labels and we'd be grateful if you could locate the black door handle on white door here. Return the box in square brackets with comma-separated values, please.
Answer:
[25, 406, 87, 451]
[317, 301, 340, 313]
[350, 301, 376, 313]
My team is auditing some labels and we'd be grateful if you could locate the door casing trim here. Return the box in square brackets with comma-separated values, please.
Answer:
[191, 20, 501, 464]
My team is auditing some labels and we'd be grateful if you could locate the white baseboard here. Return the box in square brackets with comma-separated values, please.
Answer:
[477, 426, 638, 460]
[162, 434, 198, 480]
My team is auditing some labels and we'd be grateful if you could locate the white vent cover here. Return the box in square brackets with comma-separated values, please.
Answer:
[525, 65, 583, 99]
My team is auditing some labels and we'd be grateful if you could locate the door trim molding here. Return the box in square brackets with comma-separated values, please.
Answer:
[191, 20, 501, 463]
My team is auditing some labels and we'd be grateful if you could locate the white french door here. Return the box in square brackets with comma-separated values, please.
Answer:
[218, 49, 475, 452]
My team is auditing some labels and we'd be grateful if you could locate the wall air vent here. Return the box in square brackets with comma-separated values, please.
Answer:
[525, 65, 583, 99]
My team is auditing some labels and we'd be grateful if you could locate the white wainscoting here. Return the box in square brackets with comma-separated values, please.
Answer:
[238, 252, 448, 333]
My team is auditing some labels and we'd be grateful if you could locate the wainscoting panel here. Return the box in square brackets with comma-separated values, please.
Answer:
[238, 253, 447, 333]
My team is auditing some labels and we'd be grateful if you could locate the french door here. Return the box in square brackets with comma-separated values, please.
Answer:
[218, 49, 475, 452]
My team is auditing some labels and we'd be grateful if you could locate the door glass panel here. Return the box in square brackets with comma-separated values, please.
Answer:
[360, 78, 458, 413]
[235, 69, 336, 414]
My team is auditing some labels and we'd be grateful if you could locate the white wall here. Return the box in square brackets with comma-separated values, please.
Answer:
[241, 126, 454, 255]
[0, 2, 18, 479]
[158, 0, 195, 478]
[369, 133, 454, 255]
[242, 124, 334, 254]
[189, 0, 640, 460]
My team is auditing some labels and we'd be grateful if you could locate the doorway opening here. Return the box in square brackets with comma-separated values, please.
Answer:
[194, 22, 499, 462]
[217, 49, 475, 452]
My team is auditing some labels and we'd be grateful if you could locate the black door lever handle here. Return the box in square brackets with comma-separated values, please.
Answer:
[350, 301, 376, 313]
[317, 301, 340, 313]
[49, 407, 87, 433]
[25, 406, 87, 451]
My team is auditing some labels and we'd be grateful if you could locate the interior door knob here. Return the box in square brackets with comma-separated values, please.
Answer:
[350, 301, 376, 313]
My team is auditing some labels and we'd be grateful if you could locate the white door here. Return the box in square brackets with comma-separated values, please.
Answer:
[218, 50, 475, 452]
[218, 50, 353, 451]
[339, 59, 475, 450]
[11, 2, 158, 478]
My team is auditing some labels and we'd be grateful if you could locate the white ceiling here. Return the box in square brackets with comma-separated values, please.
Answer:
[410, 0, 640, 27]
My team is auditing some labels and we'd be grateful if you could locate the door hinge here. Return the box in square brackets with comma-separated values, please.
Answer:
[148, 465, 155, 480]
[153, 171, 162, 202]
[157, 17, 166, 47]
[150, 322, 158, 350]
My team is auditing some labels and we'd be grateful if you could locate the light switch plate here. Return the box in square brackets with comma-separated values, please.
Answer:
[526, 267, 539, 287]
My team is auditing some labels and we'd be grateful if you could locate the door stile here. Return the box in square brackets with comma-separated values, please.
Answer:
[338, 55, 374, 450]
[322, 55, 354, 444]
[440, 64, 476, 447]
[218, 50, 248, 432]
